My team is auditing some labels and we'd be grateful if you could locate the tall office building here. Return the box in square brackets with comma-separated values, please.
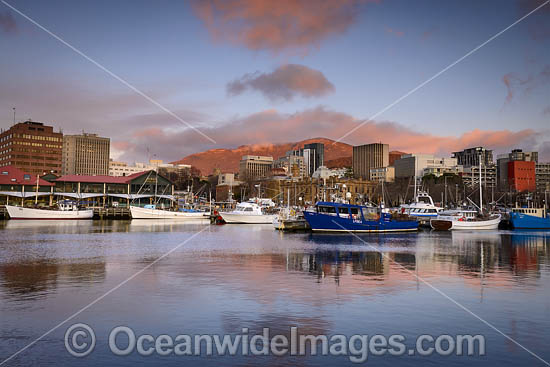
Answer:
[62, 133, 110, 175]
[0, 120, 63, 175]
[452, 147, 493, 167]
[239, 155, 273, 180]
[352, 143, 389, 179]
[302, 143, 324, 176]
[394, 154, 458, 178]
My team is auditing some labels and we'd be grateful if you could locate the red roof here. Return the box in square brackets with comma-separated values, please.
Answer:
[0, 165, 55, 186]
[54, 170, 151, 184]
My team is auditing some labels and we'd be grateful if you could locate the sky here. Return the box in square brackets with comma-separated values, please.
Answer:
[0, 0, 549, 164]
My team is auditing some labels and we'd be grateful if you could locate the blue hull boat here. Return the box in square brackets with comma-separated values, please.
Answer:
[303, 202, 419, 233]
[509, 212, 550, 230]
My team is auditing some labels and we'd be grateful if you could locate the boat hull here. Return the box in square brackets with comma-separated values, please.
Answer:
[5, 205, 93, 220]
[430, 215, 501, 230]
[509, 212, 550, 229]
[303, 211, 418, 232]
[221, 212, 277, 224]
[130, 206, 210, 220]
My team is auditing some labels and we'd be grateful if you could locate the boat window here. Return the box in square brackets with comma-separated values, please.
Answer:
[244, 207, 253, 212]
[338, 207, 349, 215]
[350, 207, 359, 215]
[318, 206, 336, 214]
[362, 207, 378, 220]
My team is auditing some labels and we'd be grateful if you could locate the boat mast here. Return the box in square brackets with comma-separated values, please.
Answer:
[35, 174, 39, 205]
[414, 156, 417, 202]
[479, 155, 483, 213]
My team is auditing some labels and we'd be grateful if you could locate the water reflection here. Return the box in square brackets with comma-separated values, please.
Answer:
[0, 261, 106, 300]
[0, 223, 549, 366]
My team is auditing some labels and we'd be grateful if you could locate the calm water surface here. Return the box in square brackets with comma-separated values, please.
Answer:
[0, 220, 549, 366]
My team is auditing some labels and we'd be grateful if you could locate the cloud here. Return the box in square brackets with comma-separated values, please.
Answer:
[502, 65, 550, 111]
[0, 11, 17, 34]
[117, 106, 544, 162]
[191, 0, 375, 54]
[518, 0, 550, 41]
[421, 26, 439, 40]
[385, 27, 404, 37]
[227, 64, 335, 101]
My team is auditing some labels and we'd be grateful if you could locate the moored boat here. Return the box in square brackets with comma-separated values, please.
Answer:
[130, 205, 210, 220]
[220, 202, 277, 224]
[509, 207, 550, 229]
[399, 191, 443, 225]
[430, 209, 501, 230]
[303, 201, 418, 232]
[5, 201, 93, 220]
[273, 207, 310, 231]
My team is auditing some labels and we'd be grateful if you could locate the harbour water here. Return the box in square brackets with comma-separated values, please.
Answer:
[0, 221, 549, 366]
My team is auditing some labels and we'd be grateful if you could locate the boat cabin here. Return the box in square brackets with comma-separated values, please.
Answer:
[416, 191, 435, 205]
[232, 202, 264, 215]
[314, 202, 385, 222]
[512, 208, 546, 219]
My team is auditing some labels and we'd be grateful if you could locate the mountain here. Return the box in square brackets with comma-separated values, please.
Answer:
[172, 137, 353, 175]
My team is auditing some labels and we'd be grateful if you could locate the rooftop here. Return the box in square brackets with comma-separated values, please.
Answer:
[0, 166, 55, 186]
[54, 170, 151, 184]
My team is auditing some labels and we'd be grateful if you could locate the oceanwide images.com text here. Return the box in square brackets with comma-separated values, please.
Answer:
[65, 324, 486, 362]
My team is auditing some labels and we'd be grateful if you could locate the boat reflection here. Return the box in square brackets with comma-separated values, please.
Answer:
[0, 261, 106, 300]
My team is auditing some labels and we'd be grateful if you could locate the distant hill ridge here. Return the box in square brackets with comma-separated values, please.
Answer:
[172, 137, 353, 175]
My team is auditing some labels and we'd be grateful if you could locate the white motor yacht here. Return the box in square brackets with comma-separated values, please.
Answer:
[221, 202, 277, 224]
[400, 191, 443, 222]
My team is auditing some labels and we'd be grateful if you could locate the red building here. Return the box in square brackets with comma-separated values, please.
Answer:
[508, 160, 535, 192]
[0, 121, 63, 175]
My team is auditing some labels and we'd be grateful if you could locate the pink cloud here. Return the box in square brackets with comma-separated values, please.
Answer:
[227, 64, 335, 101]
[117, 107, 541, 162]
[385, 27, 404, 37]
[191, 0, 377, 54]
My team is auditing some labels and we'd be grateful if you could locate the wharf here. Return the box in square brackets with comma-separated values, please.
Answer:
[93, 207, 131, 219]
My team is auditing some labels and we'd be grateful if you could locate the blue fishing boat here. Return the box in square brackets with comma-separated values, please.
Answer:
[509, 207, 550, 230]
[303, 201, 419, 232]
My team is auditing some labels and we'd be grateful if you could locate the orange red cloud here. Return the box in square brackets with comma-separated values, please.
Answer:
[191, 0, 376, 54]
[227, 64, 335, 101]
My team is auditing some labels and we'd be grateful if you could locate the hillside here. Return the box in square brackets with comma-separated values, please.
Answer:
[172, 138, 353, 175]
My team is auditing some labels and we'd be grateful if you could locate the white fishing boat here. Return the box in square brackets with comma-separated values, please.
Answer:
[130, 205, 210, 220]
[430, 158, 501, 230]
[430, 209, 501, 230]
[220, 202, 277, 224]
[5, 201, 93, 220]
